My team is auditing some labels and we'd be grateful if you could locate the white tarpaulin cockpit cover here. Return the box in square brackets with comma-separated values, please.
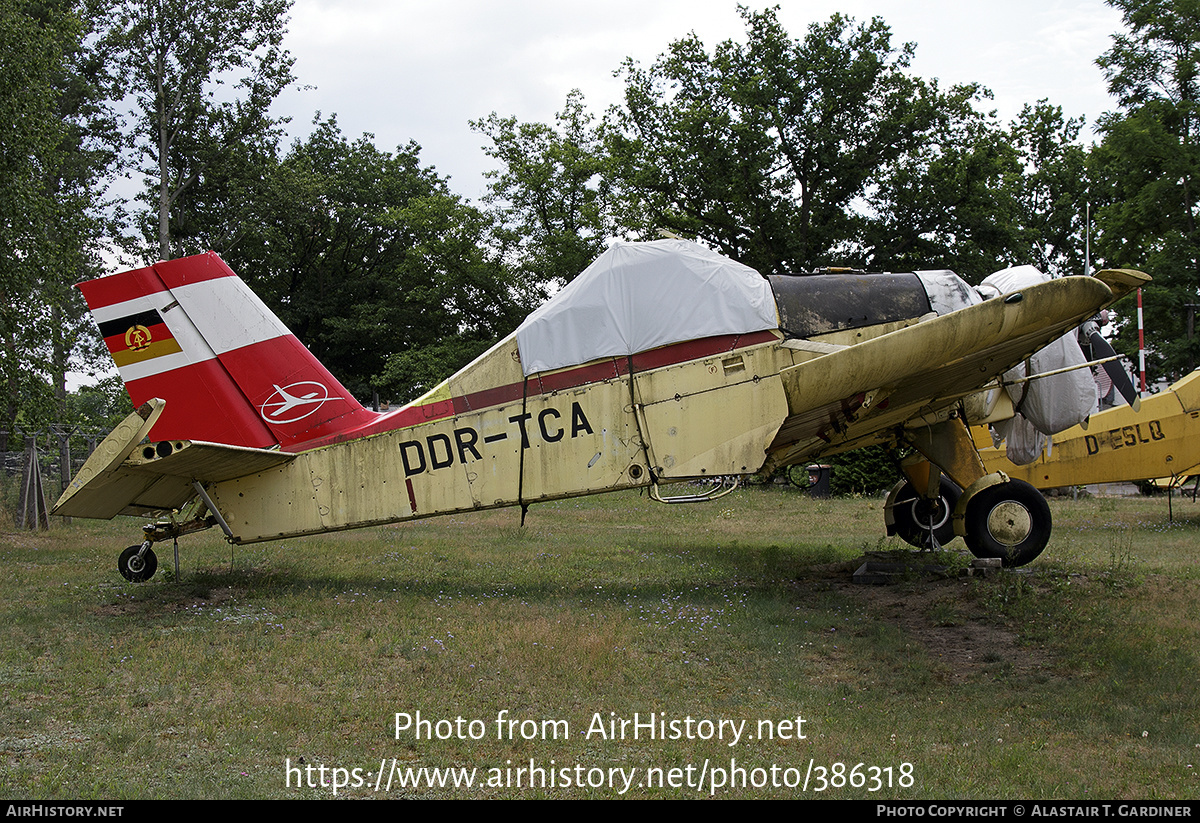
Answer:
[515, 239, 779, 376]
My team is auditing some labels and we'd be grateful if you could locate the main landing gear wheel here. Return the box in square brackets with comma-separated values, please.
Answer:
[959, 478, 1051, 567]
[886, 478, 960, 548]
[118, 543, 158, 582]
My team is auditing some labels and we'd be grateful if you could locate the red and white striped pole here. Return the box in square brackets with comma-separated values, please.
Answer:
[1137, 287, 1146, 394]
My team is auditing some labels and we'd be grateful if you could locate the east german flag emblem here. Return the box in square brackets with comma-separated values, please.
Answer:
[98, 309, 183, 367]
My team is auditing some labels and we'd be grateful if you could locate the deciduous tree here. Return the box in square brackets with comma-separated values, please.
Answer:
[225, 118, 523, 403]
[1091, 0, 1200, 380]
[473, 89, 615, 294]
[605, 8, 943, 274]
[102, 0, 295, 261]
[1007, 102, 1091, 279]
[862, 83, 1025, 278]
[0, 0, 112, 448]
[0, 0, 69, 442]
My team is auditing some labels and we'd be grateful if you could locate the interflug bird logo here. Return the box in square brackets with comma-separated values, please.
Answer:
[259, 381, 344, 424]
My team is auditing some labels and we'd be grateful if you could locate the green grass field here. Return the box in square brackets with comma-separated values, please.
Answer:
[1, 484, 1197, 799]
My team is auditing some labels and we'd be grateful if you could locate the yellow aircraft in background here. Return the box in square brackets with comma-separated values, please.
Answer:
[977, 370, 1200, 491]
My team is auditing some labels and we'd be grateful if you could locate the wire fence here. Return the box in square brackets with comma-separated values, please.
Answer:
[1, 427, 109, 528]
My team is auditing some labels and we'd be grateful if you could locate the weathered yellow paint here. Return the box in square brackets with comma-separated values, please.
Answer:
[52, 400, 166, 518]
[204, 338, 795, 543]
[902, 417, 988, 491]
[634, 343, 789, 477]
[763, 276, 1121, 474]
[777, 277, 1113, 418]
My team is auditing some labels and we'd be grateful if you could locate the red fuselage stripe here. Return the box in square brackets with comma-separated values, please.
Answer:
[290, 329, 779, 451]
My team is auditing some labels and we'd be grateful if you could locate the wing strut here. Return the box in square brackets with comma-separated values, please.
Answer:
[192, 481, 234, 540]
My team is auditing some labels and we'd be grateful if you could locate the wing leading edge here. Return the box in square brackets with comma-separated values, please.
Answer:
[768, 274, 1132, 465]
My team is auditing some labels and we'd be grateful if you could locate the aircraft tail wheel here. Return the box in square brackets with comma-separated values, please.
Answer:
[959, 478, 1051, 567]
[118, 543, 158, 582]
[885, 478, 960, 548]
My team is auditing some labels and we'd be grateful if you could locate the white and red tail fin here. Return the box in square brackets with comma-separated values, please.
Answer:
[80, 252, 380, 450]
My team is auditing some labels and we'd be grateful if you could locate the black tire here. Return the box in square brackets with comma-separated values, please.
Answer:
[962, 479, 1051, 567]
[786, 464, 811, 490]
[118, 544, 158, 582]
[888, 478, 960, 548]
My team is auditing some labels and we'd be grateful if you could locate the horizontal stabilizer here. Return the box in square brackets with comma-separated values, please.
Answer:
[53, 401, 294, 519]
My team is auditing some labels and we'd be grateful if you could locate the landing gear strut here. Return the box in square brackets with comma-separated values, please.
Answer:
[891, 412, 1054, 567]
[114, 508, 217, 582]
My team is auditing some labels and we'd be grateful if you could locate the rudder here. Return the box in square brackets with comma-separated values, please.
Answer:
[81, 252, 378, 450]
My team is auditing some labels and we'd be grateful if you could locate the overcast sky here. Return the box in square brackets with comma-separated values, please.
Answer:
[271, 0, 1127, 203]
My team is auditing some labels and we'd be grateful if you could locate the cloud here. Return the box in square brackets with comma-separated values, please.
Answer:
[272, 0, 1123, 200]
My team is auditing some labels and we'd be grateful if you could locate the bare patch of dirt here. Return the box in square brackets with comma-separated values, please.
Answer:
[819, 552, 1057, 685]
[92, 584, 243, 617]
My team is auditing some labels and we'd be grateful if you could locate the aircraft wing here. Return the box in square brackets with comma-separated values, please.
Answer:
[769, 275, 1124, 460]
[53, 399, 295, 519]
